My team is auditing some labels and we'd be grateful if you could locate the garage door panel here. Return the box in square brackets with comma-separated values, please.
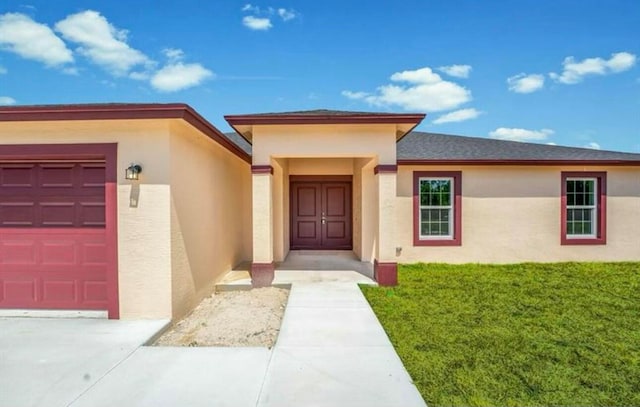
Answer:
[2, 280, 37, 302]
[80, 165, 106, 186]
[42, 240, 77, 265]
[84, 281, 108, 302]
[0, 160, 109, 311]
[0, 239, 38, 264]
[42, 280, 77, 302]
[79, 202, 106, 226]
[0, 164, 36, 187]
[83, 242, 107, 264]
[40, 164, 76, 188]
[40, 202, 76, 226]
[0, 202, 36, 226]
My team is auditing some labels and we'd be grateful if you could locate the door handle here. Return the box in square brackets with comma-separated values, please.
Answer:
[321, 212, 326, 224]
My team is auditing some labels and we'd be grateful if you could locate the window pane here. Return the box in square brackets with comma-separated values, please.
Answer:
[567, 180, 575, 193]
[582, 221, 592, 235]
[575, 192, 584, 206]
[574, 222, 583, 234]
[585, 180, 594, 193]
[573, 209, 583, 221]
[441, 192, 451, 206]
[440, 222, 449, 235]
[567, 192, 575, 206]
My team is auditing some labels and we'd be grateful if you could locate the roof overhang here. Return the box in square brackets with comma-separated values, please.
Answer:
[0, 103, 251, 163]
[224, 112, 426, 144]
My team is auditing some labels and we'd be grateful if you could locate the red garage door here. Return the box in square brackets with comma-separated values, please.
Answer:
[0, 161, 110, 311]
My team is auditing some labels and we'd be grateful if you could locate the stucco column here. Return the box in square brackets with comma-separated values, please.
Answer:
[374, 165, 398, 286]
[251, 165, 275, 287]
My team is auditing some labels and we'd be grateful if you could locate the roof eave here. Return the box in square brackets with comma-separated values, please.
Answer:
[223, 113, 426, 126]
[0, 103, 251, 164]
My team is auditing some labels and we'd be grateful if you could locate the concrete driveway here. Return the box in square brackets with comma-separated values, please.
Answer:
[0, 317, 168, 407]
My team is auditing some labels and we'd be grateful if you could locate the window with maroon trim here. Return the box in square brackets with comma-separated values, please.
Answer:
[561, 172, 606, 245]
[413, 171, 461, 246]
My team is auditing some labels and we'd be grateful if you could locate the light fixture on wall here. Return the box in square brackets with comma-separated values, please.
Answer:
[125, 164, 142, 180]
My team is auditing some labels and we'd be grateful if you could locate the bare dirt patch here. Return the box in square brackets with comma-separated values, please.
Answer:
[154, 287, 289, 348]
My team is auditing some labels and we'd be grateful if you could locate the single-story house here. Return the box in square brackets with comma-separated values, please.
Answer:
[1, 103, 639, 320]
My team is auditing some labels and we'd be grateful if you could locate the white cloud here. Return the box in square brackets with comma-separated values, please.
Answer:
[0, 13, 73, 67]
[242, 4, 259, 12]
[507, 73, 545, 93]
[277, 8, 296, 21]
[489, 127, 554, 142]
[242, 15, 272, 30]
[550, 52, 637, 84]
[150, 62, 213, 92]
[432, 108, 481, 124]
[0, 96, 16, 105]
[0, 65, 6, 74]
[438, 64, 472, 78]
[584, 142, 601, 150]
[55, 10, 151, 76]
[342, 66, 471, 112]
[342, 90, 370, 99]
[163, 48, 184, 63]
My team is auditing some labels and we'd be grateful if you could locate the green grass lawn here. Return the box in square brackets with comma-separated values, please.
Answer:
[360, 263, 640, 406]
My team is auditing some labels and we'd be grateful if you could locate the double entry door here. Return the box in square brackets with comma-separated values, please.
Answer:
[290, 177, 352, 250]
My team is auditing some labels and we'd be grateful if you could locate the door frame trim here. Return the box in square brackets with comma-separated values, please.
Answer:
[290, 175, 352, 182]
[289, 175, 353, 250]
[0, 143, 119, 319]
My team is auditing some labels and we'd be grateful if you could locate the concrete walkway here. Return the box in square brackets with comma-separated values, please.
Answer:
[69, 280, 426, 407]
[1, 269, 426, 406]
[0, 318, 169, 407]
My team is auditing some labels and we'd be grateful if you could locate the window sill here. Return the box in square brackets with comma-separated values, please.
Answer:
[561, 236, 606, 245]
[414, 238, 461, 247]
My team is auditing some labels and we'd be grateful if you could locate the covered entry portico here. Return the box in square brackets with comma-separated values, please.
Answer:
[225, 110, 425, 287]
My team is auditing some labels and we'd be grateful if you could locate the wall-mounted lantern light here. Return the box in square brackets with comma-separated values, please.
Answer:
[125, 164, 142, 180]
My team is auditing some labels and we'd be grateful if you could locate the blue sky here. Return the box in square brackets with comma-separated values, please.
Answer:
[0, 0, 638, 152]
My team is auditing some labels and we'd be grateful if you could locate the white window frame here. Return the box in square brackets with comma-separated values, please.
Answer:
[566, 177, 597, 239]
[418, 177, 454, 240]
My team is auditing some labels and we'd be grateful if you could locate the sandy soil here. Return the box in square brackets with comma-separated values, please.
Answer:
[154, 287, 289, 348]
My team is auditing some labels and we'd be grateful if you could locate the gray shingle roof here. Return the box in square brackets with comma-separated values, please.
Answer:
[231, 109, 402, 116]
[397, 131, 640, 162]
[222, 130, 640, 163]
[223, 132, 252, 155]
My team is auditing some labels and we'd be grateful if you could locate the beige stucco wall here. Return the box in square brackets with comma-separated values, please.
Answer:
[168, 121, 251, 320]
[0, 120, 173, 318]
[272, 158, 287, 262]
[397, 165, 640, 263]
[252, 124, 397, 164]
[250, 124, 398, 265]
[0, 119, 252, 320]
[360, 158, 378, 263]
[289, 158, 355, 175]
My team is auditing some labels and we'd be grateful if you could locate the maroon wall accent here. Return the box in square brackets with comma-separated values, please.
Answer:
[374, 165, 398, 174]
[251, 165, 274, 174]
[250, 262, 275, 287]
[560, 171, 607, 245]
[374, 260, 398, 286]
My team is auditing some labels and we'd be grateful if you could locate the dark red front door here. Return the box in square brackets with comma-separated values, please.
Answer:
[290, 179, 352, 250]
[0, 161, 109, 311]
